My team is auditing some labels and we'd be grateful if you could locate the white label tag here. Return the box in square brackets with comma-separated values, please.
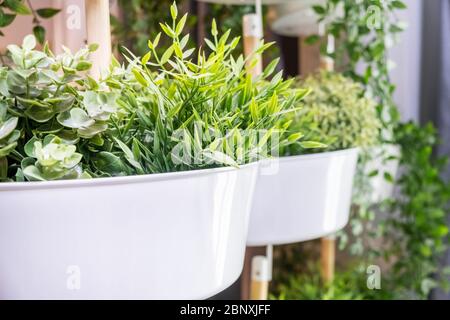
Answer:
[243, 14, 263, 38]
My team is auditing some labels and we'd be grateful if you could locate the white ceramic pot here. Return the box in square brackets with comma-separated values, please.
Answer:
[0, 163, 259, 299]
[247, 148, 359, 246]
[364, 144, 401, 203]
[271, 0, 326, 37]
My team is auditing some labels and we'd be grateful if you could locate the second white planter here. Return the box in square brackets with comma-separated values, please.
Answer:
[247, 149, 359, 246]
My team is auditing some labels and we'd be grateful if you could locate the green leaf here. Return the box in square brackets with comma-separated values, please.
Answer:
[0, 117, 18, 140]
[36, 8, 60, 19]
[391, 1, 407, 9]
[4, 0, 32, 15]
[305, 35, 320, 45]
[211, 19, 218, 37]
[92, 151, 127, 175]
[76, 61, 92, 71]
[170, 1, 178, 20]
[312, 5, 326, 15]
[132, 68, 148, 87]
[33, 25, 45, 44]
[299, 141, 327, 149]
[0, 13, 16, 28]
[160, 45, 174, 65]
[57, 108, 95, 129]
[22, 165, 46, 181]
[24, 136, 39, 158]
[175, 13, 187, 35]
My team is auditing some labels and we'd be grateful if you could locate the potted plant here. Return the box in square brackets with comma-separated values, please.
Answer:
[247, 71, 381, 246]
[0, 4, 305, 299]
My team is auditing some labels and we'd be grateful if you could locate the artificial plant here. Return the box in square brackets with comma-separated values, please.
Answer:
[274, 0, 450, 300]
[284, 71, 381, 156]
[103, 3, 314, 174]
[0, 35, 118, 182]
[1, 3, 314, 181]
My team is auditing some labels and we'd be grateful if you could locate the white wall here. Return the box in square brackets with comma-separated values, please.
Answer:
[388, 0, 423, 122]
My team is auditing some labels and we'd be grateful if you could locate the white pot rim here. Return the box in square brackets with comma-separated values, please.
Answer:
[270, 147, 359, 163]
[0, 161, 259, 191]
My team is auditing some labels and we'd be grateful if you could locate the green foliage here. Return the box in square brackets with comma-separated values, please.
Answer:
[275, 0, 450, 300]
[21, 135, 87, 181]
[309, 0, 406, 139]
[284, 71, 381, 155]
[1, 3, 312, 181]
[112, 1, 278, 61]
[0, 35, 118, 182]
[104, 5, 311, 174]
[380, 122, 450, 298]
[0, 0, 60, 44]
[272, 264, 371, 300]
[111, 0, 196, 57]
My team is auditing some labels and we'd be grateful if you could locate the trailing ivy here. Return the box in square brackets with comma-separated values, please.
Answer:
[274, 0, 450, 300]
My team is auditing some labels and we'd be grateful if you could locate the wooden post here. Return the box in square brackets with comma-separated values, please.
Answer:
[250, 256, 270, 300]
[85, 0, 112, 78]
[298, 36, 321, 75]
[241, 10, 270, 301]
[243, 14, 263, 77]
[320, 235, 335, 283]
[319, 34, 336, 285]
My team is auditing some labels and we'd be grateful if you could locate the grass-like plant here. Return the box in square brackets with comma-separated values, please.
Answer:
[97, 3, 314, 175]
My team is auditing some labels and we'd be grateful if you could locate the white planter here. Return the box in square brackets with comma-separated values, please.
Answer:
[271, 0, 325, 37]
[364, 144, 401, 203]
[247, 149, 359, 246]
[0, 163, 259, 299]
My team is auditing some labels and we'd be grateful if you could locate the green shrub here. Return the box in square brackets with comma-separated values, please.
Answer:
[284, 71, 381, 155]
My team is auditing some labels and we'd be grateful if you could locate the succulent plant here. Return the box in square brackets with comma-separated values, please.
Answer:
[21, 135, 87, 181]
[0, 101, 19, 158]
[1, 35, 114, 138]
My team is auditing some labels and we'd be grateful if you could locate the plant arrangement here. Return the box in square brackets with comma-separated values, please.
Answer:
[283, 71, 381, 156]
[104, 5, 313, 174]
[273, 0, 450, 300]
[1, 3, 312, 182]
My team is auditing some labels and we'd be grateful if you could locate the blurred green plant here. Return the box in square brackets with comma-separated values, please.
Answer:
[111, 1, 279, 62]
[284, 71, 381, 155]
[380, 122, 450, 298]
[308, 0, 405, 140]
[271, 263, 374, 300]
[275, 0, 450, 300]
[111, 0, 196, 58]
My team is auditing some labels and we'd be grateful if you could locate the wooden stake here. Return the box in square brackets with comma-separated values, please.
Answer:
[241, 11, 271, 300]
[319, 35, 336, 284]
[320, 235, 336, 283]
[243, 14, 263, 77]
[250, 256, 270, 300]
[85, 0, 112, 78]
[298, 36, 321, 75]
